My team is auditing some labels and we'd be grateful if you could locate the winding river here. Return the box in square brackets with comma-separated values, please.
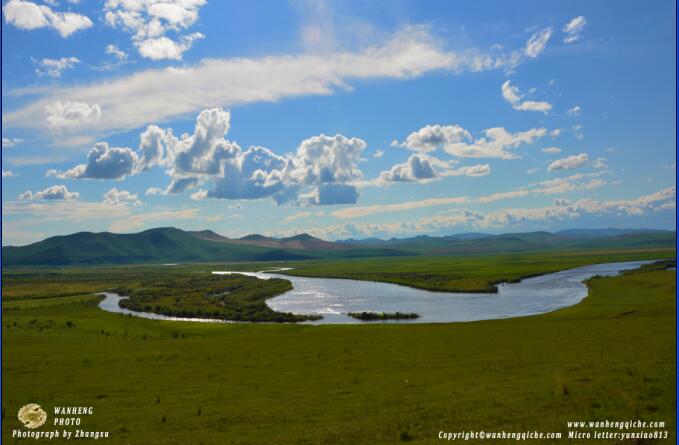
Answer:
[98, 260, 656, 324]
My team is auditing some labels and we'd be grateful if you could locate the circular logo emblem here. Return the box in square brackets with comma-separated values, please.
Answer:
[18, 404, 47, 429]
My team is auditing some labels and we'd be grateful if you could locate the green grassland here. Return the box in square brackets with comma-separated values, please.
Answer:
[281, 248, 676, 292]
[2, 250, 676, 444]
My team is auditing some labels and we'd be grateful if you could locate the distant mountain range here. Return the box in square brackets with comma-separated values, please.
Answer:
[2, 227, 675, 267]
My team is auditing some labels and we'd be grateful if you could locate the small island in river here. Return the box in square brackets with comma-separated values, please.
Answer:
[347, 311, 420, 321]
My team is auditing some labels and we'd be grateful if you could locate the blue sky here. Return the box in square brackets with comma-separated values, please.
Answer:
[1, 0, 676, 245]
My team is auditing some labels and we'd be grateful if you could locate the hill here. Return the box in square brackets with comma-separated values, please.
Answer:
[2, 227, 674, 267]
[1, 228, 411, 266]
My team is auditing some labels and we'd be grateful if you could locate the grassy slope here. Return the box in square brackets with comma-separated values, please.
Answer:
[281, 248, 675, 292]
[2, 264, 675, 444]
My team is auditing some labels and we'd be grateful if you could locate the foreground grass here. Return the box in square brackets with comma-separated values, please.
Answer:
[2, 260, 675, 444]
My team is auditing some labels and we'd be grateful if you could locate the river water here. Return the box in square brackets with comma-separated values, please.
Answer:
[98, 260, 654, 324]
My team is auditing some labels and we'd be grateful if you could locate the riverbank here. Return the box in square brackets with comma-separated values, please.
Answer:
[276, 248, 674, 292]
[101, 260, 659, 324]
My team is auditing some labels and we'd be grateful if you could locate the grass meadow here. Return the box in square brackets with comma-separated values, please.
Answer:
[2, 249, 676, 444]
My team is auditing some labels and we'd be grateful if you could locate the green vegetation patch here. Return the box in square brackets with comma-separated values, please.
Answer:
[114, 274, 320, 322]
[348, 311, 420, 321]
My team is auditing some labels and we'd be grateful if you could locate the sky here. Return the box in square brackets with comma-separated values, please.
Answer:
[1, 0, 676, 245]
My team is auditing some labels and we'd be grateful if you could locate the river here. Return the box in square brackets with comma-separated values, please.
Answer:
[99, 260, 654, 324]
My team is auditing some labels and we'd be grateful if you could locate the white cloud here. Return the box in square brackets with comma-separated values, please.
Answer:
[542, 147, 562, 154]
[59, 108, 368, 205]
[4, 26, 544, 139]
[592, 157, 608, 169]
[377, 154, 447, 183]
[2, 0, 92, 37]
[526, 168, 538, 175]
[18, 184, 79, 201]
[45, 101, 101, 131]
[395, 124, 471, 153]
[566, 105, 581, 116]
[104, 0, 206, 60]
[444, 126, 548, 159]
[108, 209, 200, 232]
[333, 171, 607, 220]
[137, 32, 204, 60]
[455, 164, 491, 177]
[2, 169, 16, 178]
[34, 56, 79, 77]
[301, 187, 675, 239]
[2, 137, 24, 148]
[373, 149, 384, 158]
[501, 80, 552, 113]
[50, 142, 139, 179]
[524, 28, 553, 58]
[572, 124, 584, 140]
[293, 133, 367, 185]
[547, 153, 589, 172]
[145, 187, 164, 196]
[332, 196, 470, 219]
[102, 188, 141, 206]
[283, 211, 314, 223]
[563, 16, 587, 43]
[105, 44, 128, 60]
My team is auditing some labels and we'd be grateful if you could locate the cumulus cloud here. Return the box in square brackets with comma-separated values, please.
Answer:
[45, 101, 101, 131]
[563, 16, 587, 43]
[105, 44, 128, 60]
[102, 188, 141, 206]
[525, 28, 553, 58]
[69, 108, 368, 205]
[2, 169, 16, 178]
[377, 154, 445, 182]
[542, 147, 562, 154]
[18, 184, 79, 201]
[293, 133, 367, 185]
[444, 126, 548, 159]
[377, 154, 489, 184]
[104, 0, 206, 60]
[547, 153, 589, 172]
[50, 142, 139, 179]
[394, 124, 471, 153]
[34, 56, 79, 77]
[5, 26, 547, 139]
[393, 123, 548, 159]
[2, 0, 92, 37]
[501, 80, 552, 113]
[373, 149, 384, 158]
[306, 184, 360, 205]
[137, 32, 204, 60]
